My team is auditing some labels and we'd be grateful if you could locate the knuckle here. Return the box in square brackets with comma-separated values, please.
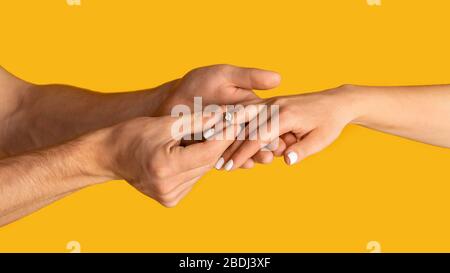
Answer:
[158, 197, 179, 208]
[279, 106, 294, 120]
[214, 64, 232, 73]
[186, 66, 203, 76]
[153, 181, 175, 196]
[147, 159, 171, 179]
[337, 84, 355, 92]
[270, 97, 287, 106]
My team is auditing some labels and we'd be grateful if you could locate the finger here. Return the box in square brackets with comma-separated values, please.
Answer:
[225, 101, 273, 127]
[240, 158, 255, 169]
[224, 119, 280, 171]
[158, 176, 200, 208]
[252, 151, 274, 164]
[179, 139, 202, 147]
[166, 164, 210, 191]
[218, 104, 274, 167]
[283, 128, 331, 165]
[168, 185, 195, 207]
[217, 127, 249, 168]
[169, 175, 203, 207]
[281, 133, 297, 147]
[224, 112, 294, 171]
[271, 137, 287, 157]
[223, 65, 281, 90]
[226, 137, 282, 167]
[250, 137, 284, 165]
[221, 136, 282, 167]
[144, 163, 210, 201]
[171, 107, 225, 141]
[172, 123, 242, 171]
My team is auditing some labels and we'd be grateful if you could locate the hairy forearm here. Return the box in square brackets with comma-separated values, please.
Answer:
[1, 82, 174, 156]
[341, 84, 450, 147]
[0, 192, 72, 226]
[0, 67, 176, 156]
[0, 131, 113, 223]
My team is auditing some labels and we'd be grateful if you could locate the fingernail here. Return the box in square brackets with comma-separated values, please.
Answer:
[286, 151, 298, 165]
[215, 157, 225, 170]
[203, 128, 215, 139]
[225, 111, 233, 122]
[224, 160, 234, 171]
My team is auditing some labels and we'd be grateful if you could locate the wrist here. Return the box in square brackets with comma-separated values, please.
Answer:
[330, 84, 373, 126]
[142, 80, 178, 116]
[76, 128, 120, 182]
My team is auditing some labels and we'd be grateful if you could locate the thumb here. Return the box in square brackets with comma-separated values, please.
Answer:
[172, 123, 243, 171]
[283, 129, 332, 166]
[224, 65, 281, 90]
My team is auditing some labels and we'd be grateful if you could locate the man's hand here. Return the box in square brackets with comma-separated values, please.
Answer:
[0, 111, 240, 225]
[93, 114, 241, 207]
[155, 64, 281, 114]
[0, 64, 283, 168]
[155, 64, 288, 168]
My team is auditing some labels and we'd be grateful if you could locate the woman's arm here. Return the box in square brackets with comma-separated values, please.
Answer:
[220, 84, 450, 169]
[347, 84, 450, 147]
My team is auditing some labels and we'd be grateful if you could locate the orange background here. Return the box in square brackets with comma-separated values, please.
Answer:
[0, 0, 449, 252]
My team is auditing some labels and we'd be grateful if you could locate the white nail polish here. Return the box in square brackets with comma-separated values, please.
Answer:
[224, 160, 234, 171]
[287, 151, 298, 165]
[225, 112, 233, 122]
[215, 157, 225, 170]
[203, 128, 215, 139]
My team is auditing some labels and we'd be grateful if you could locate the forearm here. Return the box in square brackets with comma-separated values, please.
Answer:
[1, 82, 175, 156]
[0, 67, 176, 156]
[340, 84, 450, 147]
[0, 130, 113, 222]
[0, 192, 72, 226]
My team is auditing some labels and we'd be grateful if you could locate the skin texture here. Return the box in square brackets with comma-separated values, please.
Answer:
[2, 64, 450, 226]
[153, 64, 289, 166]
[221, 84, 450, 170]
[0, 64, 279, 226]
[0, 65, 281, 159]
[0, 114, 240, 226]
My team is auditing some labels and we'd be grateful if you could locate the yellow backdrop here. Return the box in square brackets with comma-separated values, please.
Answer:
[0, 0, 449, 252]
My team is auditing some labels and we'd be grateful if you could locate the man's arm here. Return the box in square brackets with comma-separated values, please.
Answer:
[0, 67, 166, 222]
[0, 192, 72, 226]
[0, 114, 239, 226]
[0, 66, 173, 157]
[0, 131, 114, 226]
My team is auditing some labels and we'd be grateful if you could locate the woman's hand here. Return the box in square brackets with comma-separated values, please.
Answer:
[221, 83, 450, 170]
[219, 86, 358, 169]
[155, 64, 288, 169]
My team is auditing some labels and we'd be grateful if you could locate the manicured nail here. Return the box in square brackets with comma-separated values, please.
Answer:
[286, 151, 298, 165]
[225, 111, 233, 122]
[203, 128, 215, 139]
[224, 160, 234, 171]
[215, 157, 225, 170]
